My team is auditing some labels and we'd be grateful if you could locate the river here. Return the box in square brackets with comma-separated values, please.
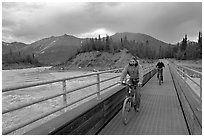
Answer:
[2, 67, 120, 134]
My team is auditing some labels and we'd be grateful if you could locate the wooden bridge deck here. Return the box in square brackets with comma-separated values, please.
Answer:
[99, 65, 189, 135]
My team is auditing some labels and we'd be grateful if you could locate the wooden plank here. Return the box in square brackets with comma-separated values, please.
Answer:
[103, 90, 125, 111]
[86, 118, 104, 135]
[55, 103, 103, 134]
[104, 103, 122, 124]
[70, 108, 103, 135]
[99, 65, 188, 135]
[103, 97, 124, 117]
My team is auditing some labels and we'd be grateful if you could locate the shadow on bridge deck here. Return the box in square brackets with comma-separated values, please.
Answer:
[99, 65, 189, 135]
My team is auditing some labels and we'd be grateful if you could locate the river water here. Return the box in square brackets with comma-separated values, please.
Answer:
[2, 67, 120, 134]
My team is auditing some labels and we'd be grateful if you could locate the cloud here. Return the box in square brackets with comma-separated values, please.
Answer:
[78, 28, 115, 38]
[2, 2, 202, 44]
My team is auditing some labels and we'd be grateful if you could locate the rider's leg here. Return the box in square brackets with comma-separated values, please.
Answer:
[161, 69, 163, 81]
[128, 79, 134, 107]
[136, 85, 141, 109]
[157, 71, 159, 79]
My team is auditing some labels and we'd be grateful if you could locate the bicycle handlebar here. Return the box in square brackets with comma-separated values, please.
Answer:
[121, 82, 139, 88]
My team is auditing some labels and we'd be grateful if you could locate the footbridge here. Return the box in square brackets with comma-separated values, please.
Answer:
[2, 60, 202, 135]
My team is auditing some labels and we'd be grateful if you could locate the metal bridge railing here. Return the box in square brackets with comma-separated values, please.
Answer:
[2, 65, 155, 135]
[173, 63, 202, 102]
[169, 61, 202, 135]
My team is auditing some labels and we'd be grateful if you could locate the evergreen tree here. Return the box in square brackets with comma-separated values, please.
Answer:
[109, 37, 114, 53]
[94, 37, 98, 51]
[98, 34, 102, 51]
[121, 38, 124, 48]
[124, 35, 128, 48]
[105, 35, 110, 51]
[198, 32, 202, 46]
[91, 38, 96, 51]
[198, 32, 202, 58]
[180, 34, 187, 51]
[102, 37, 106, 51]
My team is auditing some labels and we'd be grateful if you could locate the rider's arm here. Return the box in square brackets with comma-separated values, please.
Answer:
[156, 63, 159, 68]
[162, 62, 165, 68]
[120, 65, 128, 82]
[138, 64, 143, 84]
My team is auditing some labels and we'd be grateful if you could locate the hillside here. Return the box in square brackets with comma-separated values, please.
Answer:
[20, 34, 83, 65]
[112, 32, 169, 47]
[2, 34, 83, 66]
[52, 49, 131, 71]
[112, 32, 167, 43]
[111, 32, 171, 58]
[2, 41, 28, 54]
[52, 49, 155, 71]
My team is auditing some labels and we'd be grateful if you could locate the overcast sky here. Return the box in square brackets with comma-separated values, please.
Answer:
[2, 2, 202, 44]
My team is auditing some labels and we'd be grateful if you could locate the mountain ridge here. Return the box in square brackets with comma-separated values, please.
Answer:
[2, 32, 172, 65]
[3, 32, 172, 46]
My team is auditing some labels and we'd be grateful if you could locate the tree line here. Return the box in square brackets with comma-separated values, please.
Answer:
[172, 32, 202, 60]
[77, 32, 202, 60]
[3, 50, 41, 66]
[78, 35, 172, 59]
[78, 35, 120, 53]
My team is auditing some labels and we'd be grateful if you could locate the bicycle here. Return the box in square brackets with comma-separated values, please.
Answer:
[157, 68, 163, 85]
[121, 82, 140, 125]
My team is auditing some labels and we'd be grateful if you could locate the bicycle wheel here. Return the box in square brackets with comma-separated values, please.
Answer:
[133, 94, 137, 111]
[122, 97, 131, 125]
[158, 69, 163, 85]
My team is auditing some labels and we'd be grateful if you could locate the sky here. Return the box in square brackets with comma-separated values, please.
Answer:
[2, 2, 202, 44]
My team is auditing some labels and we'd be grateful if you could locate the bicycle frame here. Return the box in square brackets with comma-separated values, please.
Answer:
[121, 82, 139, 125]
[122, 83, 137, 104]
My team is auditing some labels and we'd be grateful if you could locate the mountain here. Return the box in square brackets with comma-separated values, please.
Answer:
[111, 32, 171, 58]
[112, 32, 169, 45]
[2, 41, 28, 54]
[18, 34, 83, 65]
[2, 32, 172, 66]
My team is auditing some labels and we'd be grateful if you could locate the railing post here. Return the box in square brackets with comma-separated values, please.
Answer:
[62, 80, 67, 111]
[179, 67, 181, 75]
[96, 74, 101, 100]
[148, 65, 151, 79]
[183, 69, 187, 81]
[182, 68, 184, 78]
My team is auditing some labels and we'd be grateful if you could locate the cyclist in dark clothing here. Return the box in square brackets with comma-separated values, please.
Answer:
[156, 59, 165, 82]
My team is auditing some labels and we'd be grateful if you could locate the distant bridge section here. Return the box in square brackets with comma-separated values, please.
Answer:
[3, 60, 201, 135]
